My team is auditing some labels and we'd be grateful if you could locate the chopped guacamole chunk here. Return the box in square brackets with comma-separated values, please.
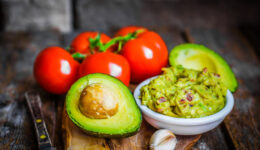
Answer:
[140, 65, 227, 118]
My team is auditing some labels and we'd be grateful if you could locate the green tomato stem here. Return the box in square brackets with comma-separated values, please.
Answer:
[72, 52, 86, 60]
[88, 29, 145, 53]
[89, 34, 102, 54]
[100, 29, 145, 52]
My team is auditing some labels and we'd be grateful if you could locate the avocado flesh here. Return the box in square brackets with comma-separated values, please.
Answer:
[66, 73, 142, 138]
[169, 43, 238, 92]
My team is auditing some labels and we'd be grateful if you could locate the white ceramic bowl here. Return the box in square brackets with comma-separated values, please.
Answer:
[134, 76, 234, 135]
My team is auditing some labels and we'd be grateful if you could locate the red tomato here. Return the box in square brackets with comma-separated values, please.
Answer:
[78, 52, 130, 86]
[121, 31, 168, 83]
[115, 26, 148, 37]
[34, 47, 79, 94]
[70, 32, 112, 54]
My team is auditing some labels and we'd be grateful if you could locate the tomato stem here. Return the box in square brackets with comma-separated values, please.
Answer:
[88, 34, 103, 54]
[115, 41, 123, 53]
[88, 29, 145, 53]
[72, 52, 87, 60]
[100, 29, 145, 52]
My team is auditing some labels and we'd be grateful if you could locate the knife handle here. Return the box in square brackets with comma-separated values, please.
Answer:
[25, 90, 53, 150]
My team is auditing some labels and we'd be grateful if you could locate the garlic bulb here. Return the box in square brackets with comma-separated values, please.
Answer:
[149, 129, 177, 150]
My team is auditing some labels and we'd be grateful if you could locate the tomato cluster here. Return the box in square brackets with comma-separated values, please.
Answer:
[34, 26, 168, 94]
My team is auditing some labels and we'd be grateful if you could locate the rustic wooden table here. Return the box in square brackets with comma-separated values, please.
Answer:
[0, 27, 259, 150]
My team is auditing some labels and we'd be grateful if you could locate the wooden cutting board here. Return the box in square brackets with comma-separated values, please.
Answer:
[62, 84, 201, 150]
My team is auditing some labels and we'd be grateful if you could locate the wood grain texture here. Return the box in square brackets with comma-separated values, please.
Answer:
[191, 128, 229, 150]
[186, 28, 260, 150]
[63, 108, 110, 150]
[107, 122, 201, 150]
[0, 31, 64, 150]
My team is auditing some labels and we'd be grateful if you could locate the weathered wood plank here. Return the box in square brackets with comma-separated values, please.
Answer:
[191, 128, 230, 150]
[62, 107, 110, 150]
[108, 121, 201, 150]
[0, 31, 64, 149]
[186, 28, 260, 150]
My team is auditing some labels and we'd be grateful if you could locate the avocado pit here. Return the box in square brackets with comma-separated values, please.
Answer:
[79, 83, 119, 119]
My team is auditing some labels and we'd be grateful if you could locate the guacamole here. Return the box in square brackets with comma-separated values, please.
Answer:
[140, 66, 227, 118]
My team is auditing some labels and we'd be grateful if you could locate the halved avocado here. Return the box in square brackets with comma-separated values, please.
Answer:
[66, 73, 142, 138]
[169, 43, 238, 92]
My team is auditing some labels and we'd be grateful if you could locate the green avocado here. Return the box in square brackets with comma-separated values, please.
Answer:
[169, 43, 238, 92]
[66, 73, 142, 138]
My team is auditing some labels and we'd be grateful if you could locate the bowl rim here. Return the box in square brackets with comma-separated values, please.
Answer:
[134, 76, 234, 126]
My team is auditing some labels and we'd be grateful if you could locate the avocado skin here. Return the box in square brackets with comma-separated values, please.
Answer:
[169, 43, 238, 92]
[67, 111, 141, 138]
[66, 73, 142, 138]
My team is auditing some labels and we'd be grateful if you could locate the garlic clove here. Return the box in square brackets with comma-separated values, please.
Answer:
[149, 129, 177, 150]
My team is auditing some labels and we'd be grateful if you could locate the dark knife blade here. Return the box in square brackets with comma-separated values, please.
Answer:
[25, 90, 56, 150]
